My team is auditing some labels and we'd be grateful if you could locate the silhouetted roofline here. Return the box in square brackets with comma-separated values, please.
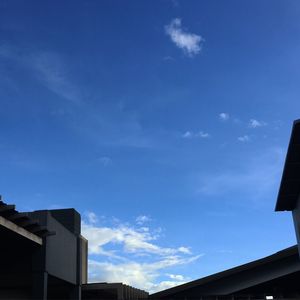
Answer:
[150, 245, 298, 298]
[275, 119, 300, 211]
[0, 196, 53, 238]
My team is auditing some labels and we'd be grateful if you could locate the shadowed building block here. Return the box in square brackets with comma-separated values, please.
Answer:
[275, 120, 300, 256]
[0, 198, 86, 300]
[0, 196, 148, 300]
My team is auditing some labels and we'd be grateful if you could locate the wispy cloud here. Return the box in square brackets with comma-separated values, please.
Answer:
[238, 135, 250, 142]
[88, 255, 199, 293]
[85, 211, 99, 224]
[167, 274, 186, 281]
[0, 44, 81, 104]
[249, 119, 267, 128]
[182, 131, 210, 139]
[136, 215, 152, 225]
[82, 214, 201, 293]
[219, 113, 230, 121]
[196, 147, 284, 202]
[82, 221, 191, 257]
[0, 44, 156, 149]
[177, 246, 192, 254]
[31, 52, 82, 104]
[163, 55, 175, 61]
[165, 18, 204, 57]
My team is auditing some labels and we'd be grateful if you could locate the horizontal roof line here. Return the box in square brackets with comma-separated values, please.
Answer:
[0, 215, 42, 245]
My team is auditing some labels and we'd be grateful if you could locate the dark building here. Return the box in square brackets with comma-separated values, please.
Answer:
[275, 119, 300, 255]
[150, 246, 300, 299]
[0, 198, 148, 300]
[0, 199, 87, 299]
[82, 283, 149, 300]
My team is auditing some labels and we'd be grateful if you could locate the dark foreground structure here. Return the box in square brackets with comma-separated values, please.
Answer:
[83, 283, 149, 300]
[0, 200, 87, 299]
[2, 120, 300, 300]
[150, 246, 300, 299]
[0, 199, 148, 300]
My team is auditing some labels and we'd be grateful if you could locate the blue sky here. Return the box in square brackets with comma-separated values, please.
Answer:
[1, 0, 300, 293]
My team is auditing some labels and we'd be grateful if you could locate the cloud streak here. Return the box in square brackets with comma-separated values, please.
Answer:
[136, 215, 152, 225]
[165, 18, 203, 57]
[88, 255, 200, 293]
[0, 44, 81, 104]
[31, 52, 82, 104]
[238, 135, 250, 142]
[196, 147, 285, 202]
[0, 44, 156, 149]
[249, 119, 267, 128]
[182, 131, 210, 139]
[82, 220, 192, 257]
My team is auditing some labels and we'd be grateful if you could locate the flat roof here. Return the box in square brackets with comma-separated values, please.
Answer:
[275, 119, 300, 211]
[82, 282, 149, 299]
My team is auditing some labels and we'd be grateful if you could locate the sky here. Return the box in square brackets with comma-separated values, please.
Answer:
[1, 0, 300, 293]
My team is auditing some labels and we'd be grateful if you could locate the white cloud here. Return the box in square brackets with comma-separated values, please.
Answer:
[82, 214, 201, 293]
[197, 131, 210, 138]
[82, 221, 191, 257]
[165, 18, 204, 57]
[167, 274, 186, 281]
[238, 135, 250, 142]
[219, 113, 229, 121]
[182, 131, 210, 139]
[85, 211, 98, 224]
[249, 119, 267, 128]
[88, 255, 200, 293]
[136, 215, 152, 225]
[178, 246, 191, 254]
[182, 131, 193, 138]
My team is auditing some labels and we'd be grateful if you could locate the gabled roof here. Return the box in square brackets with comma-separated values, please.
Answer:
[150, 246, 299, 298]
[276, 119, 300, 211]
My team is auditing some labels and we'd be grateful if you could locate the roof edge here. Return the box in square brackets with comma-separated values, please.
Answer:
[150, 245, 298, 297]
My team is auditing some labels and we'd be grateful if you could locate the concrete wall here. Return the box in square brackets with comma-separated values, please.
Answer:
[81, 236, 88, 284]
[29, 211, 79, 285]
[50, 209, 81, 236]
[46, 214, 78, 284]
